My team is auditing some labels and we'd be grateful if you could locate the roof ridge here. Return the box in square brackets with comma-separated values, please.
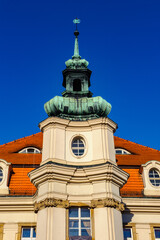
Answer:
[114, 135, 160, 152]
[0, 132, 42, 147]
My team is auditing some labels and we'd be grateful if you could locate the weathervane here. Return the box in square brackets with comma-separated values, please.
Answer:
[73, 18, 81, 31]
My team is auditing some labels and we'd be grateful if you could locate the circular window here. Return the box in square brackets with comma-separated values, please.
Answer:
[0, 169, 3, 183]
[71, 137, 85, 156]
[149, 169, 160, 186]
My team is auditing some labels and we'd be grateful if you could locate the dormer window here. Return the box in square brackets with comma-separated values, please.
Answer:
[19, 147, 41, 154]
[115, 148, 131, 155]
[142, 160, 160, 196]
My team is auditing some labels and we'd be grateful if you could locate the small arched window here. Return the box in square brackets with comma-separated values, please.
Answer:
[19, 147, 41, 153]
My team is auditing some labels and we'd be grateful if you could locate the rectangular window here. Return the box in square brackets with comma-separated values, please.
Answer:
[69, 207, 91, 238]
[21, 227, 36, 240]
[123, 227, 133, 240]
[154, 228, 160, 239]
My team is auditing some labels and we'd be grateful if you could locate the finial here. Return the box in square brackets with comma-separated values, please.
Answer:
[73, 18, 81, 31]
[73, 18, 81, 59]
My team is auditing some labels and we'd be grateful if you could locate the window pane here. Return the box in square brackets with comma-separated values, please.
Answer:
[123, 228, 131, 238]
[79, 149, 84, 155]
[69, 229, 78, 236]
[69, 208, 78, 217]
[81, 220, 90, 228]
[69, 220, 79, 228]
[81, 208, 90, 218]
[155, 229, 160, 238]
[33, 228, 36, 237]
[81, 229, 91, 236]
[116, 150, 122, 154]
[22, 228, 31, 237]
[72, 149, 78, 155]
[79, 143, 84, 147]
[27, 148, 35, 153]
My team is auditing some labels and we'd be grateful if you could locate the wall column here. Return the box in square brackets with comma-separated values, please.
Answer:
[36, 207, 66, 240]
[94, 207, 124, 240]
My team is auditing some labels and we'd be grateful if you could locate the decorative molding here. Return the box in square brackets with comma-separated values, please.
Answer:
[34, 198, 125, 213]
[34, 198, 69, 213]
[91, 198, 125, 211]
[123, 197, 160, 213]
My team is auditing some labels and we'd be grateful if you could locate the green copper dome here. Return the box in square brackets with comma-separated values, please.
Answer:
[44, 96, 111, 121]
[44, 20, 112, 121]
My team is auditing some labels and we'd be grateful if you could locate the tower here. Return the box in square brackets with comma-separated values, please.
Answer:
[29, 20, 128, 240]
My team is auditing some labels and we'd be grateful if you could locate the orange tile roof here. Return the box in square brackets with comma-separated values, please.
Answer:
[114, 136, 160, 166]
[0, 132, 160, 197]
[9, 167, 37, 195]
[120, 168, 144, 197]
[0, 132, 42, 164]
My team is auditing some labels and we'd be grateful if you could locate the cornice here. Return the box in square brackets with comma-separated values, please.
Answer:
[39, 116, 117, 132]
[29, 162, 129, 188]
[0, 196, 34, 211]
[123, 197, 160, 213]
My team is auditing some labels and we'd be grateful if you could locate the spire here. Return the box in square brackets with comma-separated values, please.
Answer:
[65, 18, 89, 69]
[73, 30, 80, 58]
[73, 18, 81, 59]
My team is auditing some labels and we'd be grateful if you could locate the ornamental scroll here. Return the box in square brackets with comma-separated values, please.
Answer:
[34, 197, 125, 213]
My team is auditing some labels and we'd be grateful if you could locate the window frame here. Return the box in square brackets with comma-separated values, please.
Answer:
[0, 169, 3, 183]
[123, 223, 137, 240]
[68, 207, 92, 238]
[17, 223, 36, 240]
[149, 168, 160, 187]
[71, 138, 85, 157]
[151, 224, 160, 240]
[0, 224, 4, 240]
[19, 147, 41, 154]
[70, 135, 88, 159]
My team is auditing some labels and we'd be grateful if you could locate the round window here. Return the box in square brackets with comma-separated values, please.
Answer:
[71, 137, 85, 156]
[149, 168, 160, 186]
[0, 169, 3, 183]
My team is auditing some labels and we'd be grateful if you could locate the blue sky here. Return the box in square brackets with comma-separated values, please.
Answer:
[0, 0, 160, 150]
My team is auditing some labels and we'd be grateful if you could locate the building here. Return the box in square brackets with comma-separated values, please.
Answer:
[0, 22, 160, 240]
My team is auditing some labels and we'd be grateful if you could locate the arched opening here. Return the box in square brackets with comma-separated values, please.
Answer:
[73, 79, 81, 91]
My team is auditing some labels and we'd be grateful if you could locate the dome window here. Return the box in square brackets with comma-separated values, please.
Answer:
[72, 137, 85, 156]
[19, 147, 41, 154]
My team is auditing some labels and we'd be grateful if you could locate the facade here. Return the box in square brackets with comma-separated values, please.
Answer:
[0, 24, 160, 240]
